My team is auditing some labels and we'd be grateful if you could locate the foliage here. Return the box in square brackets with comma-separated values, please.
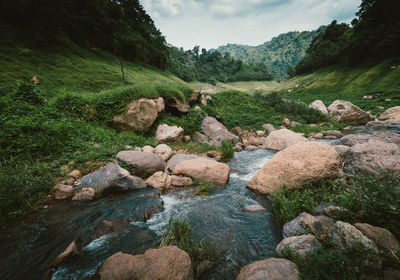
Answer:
[160, 218, 221, 266]
[195, 180, 217, 196]
[154, 108, 206, 136]
[219, 140, 234, 162]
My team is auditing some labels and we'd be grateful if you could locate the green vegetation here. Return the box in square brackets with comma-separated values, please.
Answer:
[271, 172, 400, 238]
[160, 218, 221, 266]
[215, 29, 324, 79]
[195, 180, 217, 196]
[219, 140, 235, 162]
[202, 91, 329, 130]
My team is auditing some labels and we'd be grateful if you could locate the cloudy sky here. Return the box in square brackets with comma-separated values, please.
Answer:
[141, 0, 361, 50]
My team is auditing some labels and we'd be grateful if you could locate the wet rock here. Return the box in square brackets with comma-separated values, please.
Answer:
[53, 238, 82, 266]
[81, 163, 147, 193]
[263, 123, 275, 134]
[196, 260, 214, 278]
[309, 100, 328, 114]
[156, 124, 184, 143]
[262, 129, 308, 151]
[93, 220, 130, 239]
[322, 130, 343, 138]
[142, 145, 154, 153]
[171, 175, 193, 187]
[202, 117, 238, 146]
[116, 151, 166, 178]
[327, 100, 374, 125]
[355, 223, 399, 252]
[146, 172, 172, 190]
[248, 142, 341, 195]
[72, 188, 95, 201]
[166, 154, 206, 173]
[379, 106, 400, 123]
[244, 204, 266, 212]
[173, 158, 230, 186]
[113, 98, 164, 133]
[54, 184, 74, 200]
[98, 246, 193, 280]
[236, 258, 299, 280]
[276, 235, 322, 257]
[166, 97, 190, 114]
[154, 144, 173, 161]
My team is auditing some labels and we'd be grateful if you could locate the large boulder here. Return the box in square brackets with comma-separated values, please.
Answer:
[202, 117, 238, 146]
[154, 144, 173, 161]
[80, 163, 146, 194]
[113, 98, 164, 133]
[327, 100, 374, 125]
[98, 246, 193, 280]
[262, 129, 307, 151]
[343, 139, 400, 175]
[247, 142, 341, 195]
[309, 100, 328, 114]
[355, 223, 399, 252]
[116, 151, 166, 178]
[173, 158, 230, 186]
[166, 154, 206, 172]
[379, 106, 400, 123]
[276, 235, 322, 258]
[146, 171, 172, 190]
[156, 124, 184, 143]
[236, 258, 299, 280]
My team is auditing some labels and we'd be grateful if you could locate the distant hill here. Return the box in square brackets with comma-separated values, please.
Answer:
[213, 27, 325, 79]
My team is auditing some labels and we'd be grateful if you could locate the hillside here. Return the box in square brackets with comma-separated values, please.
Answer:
[214, 27, 325, 79]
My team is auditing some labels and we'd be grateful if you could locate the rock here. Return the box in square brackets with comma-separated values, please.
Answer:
[94, 220, 130, 239]
[202, 117, 238, 146]
[113, 98, 163, 133]
[355, 223, 399, 252]
[134, 147, 142, 152]
[263, 123, 275, 134]
[142, 145, 154, 153]
[165, 97, 190, 114]
[166, 154, 206, 173]
[327, 221, 378, 252]
[384, 270, 400, 280]
[98, 246, 193, 280]
[314, 133, 323, 139]
[189, 90, 201, 105]
[276, 235, 322, 257]
[323, 135, 337, 140]
[248, 142, 341, 194]
[282, 118, 291, 127]
[328, 100, 374, 125]
[323, 206, 347, 219]
[322, 130, 343, 138]
[146, 172, 172, 190]
[72, 188, 96, 201]
[196, 260, 214, 278]
[249, 136, 265, 146]
[81, 163, 147, 193]
[234, 145, 243, 152]
[53, 238, 82, 266]
[154, 97, 165, 113]
[173, 158, 230, 186]
[245, 145, 258, 151]
[54, 184, 74, 200]
[366, 120, 388, 128]
[314, 202, 337, 214]
[334, 131, 400, 147]
[309, 100, 328, 114]
[171, 175, 193, 187]
[201, 95, 208, 106]
[30, 76, 40, 85]
[262, 129, 308, 151]
[290, 121, 301, 128]
[68, 169, 81, 179]
[379, 106, 400, 123]
[206, 150, 218, 158]
[192, 132, 209, 144]
[156, 124, 184, 143]
[184, 135, 191, 142]
[256, 130, 266, 137]
[236, 258, 299, 280]
[282, 212, 334, 239]
[232, 127, 242, 135]
[154, 144, 173, 161]
[334, 145, 350, 158]
[244, 204, 266, 212]
[61, 177, 76, 186]
[116, 151, 166, 178]
[343, 139, 400, 175]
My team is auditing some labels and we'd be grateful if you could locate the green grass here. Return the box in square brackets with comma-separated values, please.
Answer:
[195, 182, 217, 196]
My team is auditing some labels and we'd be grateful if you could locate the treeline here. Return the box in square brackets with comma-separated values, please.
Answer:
[0, 0, 168, 69]
[291, 0, 400, 75]
[168, 47, 274, 84]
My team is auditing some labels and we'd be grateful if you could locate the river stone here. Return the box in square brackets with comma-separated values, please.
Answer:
[171, 175, 193, 187]
[379, 106, 400, 123]
[263, 123, 275, 134]
[355, 223, 399, 252]
[236, 258, 299, 280]
[98, 246, 193, 280]
[276, 235, 322, 257]
[309, 100, 328, 114]
[245, 145, 258, 151]
[72, 188, 95, 201]
[322, 130, 344, 138]
[81, 163, 147, 193]
[93, 220, 130, 239]
[173, 158, 230, 186]
[244, 204, 266, 212]
[334, 131, 400, 147]
[262, 129, 308, 151]
[327, 100, 374, 125]
[116, 151, 166, 178]
[146, 171, 172, 190]
[54, 184, 74, 200]
[166, 154, 206, 172]
[154, 144, 173, 161]
[156, 124, 184, 143]
[202, 116, 238, 146]
[247, 142, 341, 195]
[327, 221, 378, 253]
[53, 238, 82, 266]
[112, 98, 164, 133]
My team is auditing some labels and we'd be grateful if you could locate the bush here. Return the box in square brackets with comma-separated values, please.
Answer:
[155, 108, 206, 136]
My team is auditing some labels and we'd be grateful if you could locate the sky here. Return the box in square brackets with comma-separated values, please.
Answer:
[141, 0, 361, 50]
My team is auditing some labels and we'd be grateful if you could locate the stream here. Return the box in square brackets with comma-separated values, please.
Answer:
[0, 149, 281, 280]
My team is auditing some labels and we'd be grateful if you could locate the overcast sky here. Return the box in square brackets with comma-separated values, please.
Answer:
[141, 0, 361, 50]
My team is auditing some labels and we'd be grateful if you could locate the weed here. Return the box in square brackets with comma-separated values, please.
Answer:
[195, 180, 217, 196]
[219, 140, 235, 162]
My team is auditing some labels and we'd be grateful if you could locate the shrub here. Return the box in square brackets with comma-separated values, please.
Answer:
[155, 108, 206, 136]
[219, 140, 234, 161]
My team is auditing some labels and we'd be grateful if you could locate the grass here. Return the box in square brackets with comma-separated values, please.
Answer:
[194, 180, 217, 196]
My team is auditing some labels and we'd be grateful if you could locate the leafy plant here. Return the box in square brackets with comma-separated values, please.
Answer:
[219, 140, 234, 161]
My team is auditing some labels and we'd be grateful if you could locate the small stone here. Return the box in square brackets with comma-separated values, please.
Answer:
[68, 170, 81, 179]
[234, 145, 243, 152]
[282, 118, 291, 127]
[54, 184, 74, 200]
[72, 188, 95, 201]
[323, 206, 348, 219]
[53, 238, 82, 266]
[207, 150, 219, 158]
[256, 130, 266, 137]
[184, 135, 191, 142]
[244, 205, 266, 212]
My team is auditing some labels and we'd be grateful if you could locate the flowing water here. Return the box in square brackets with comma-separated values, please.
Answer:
[0, 149, 281, 280]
